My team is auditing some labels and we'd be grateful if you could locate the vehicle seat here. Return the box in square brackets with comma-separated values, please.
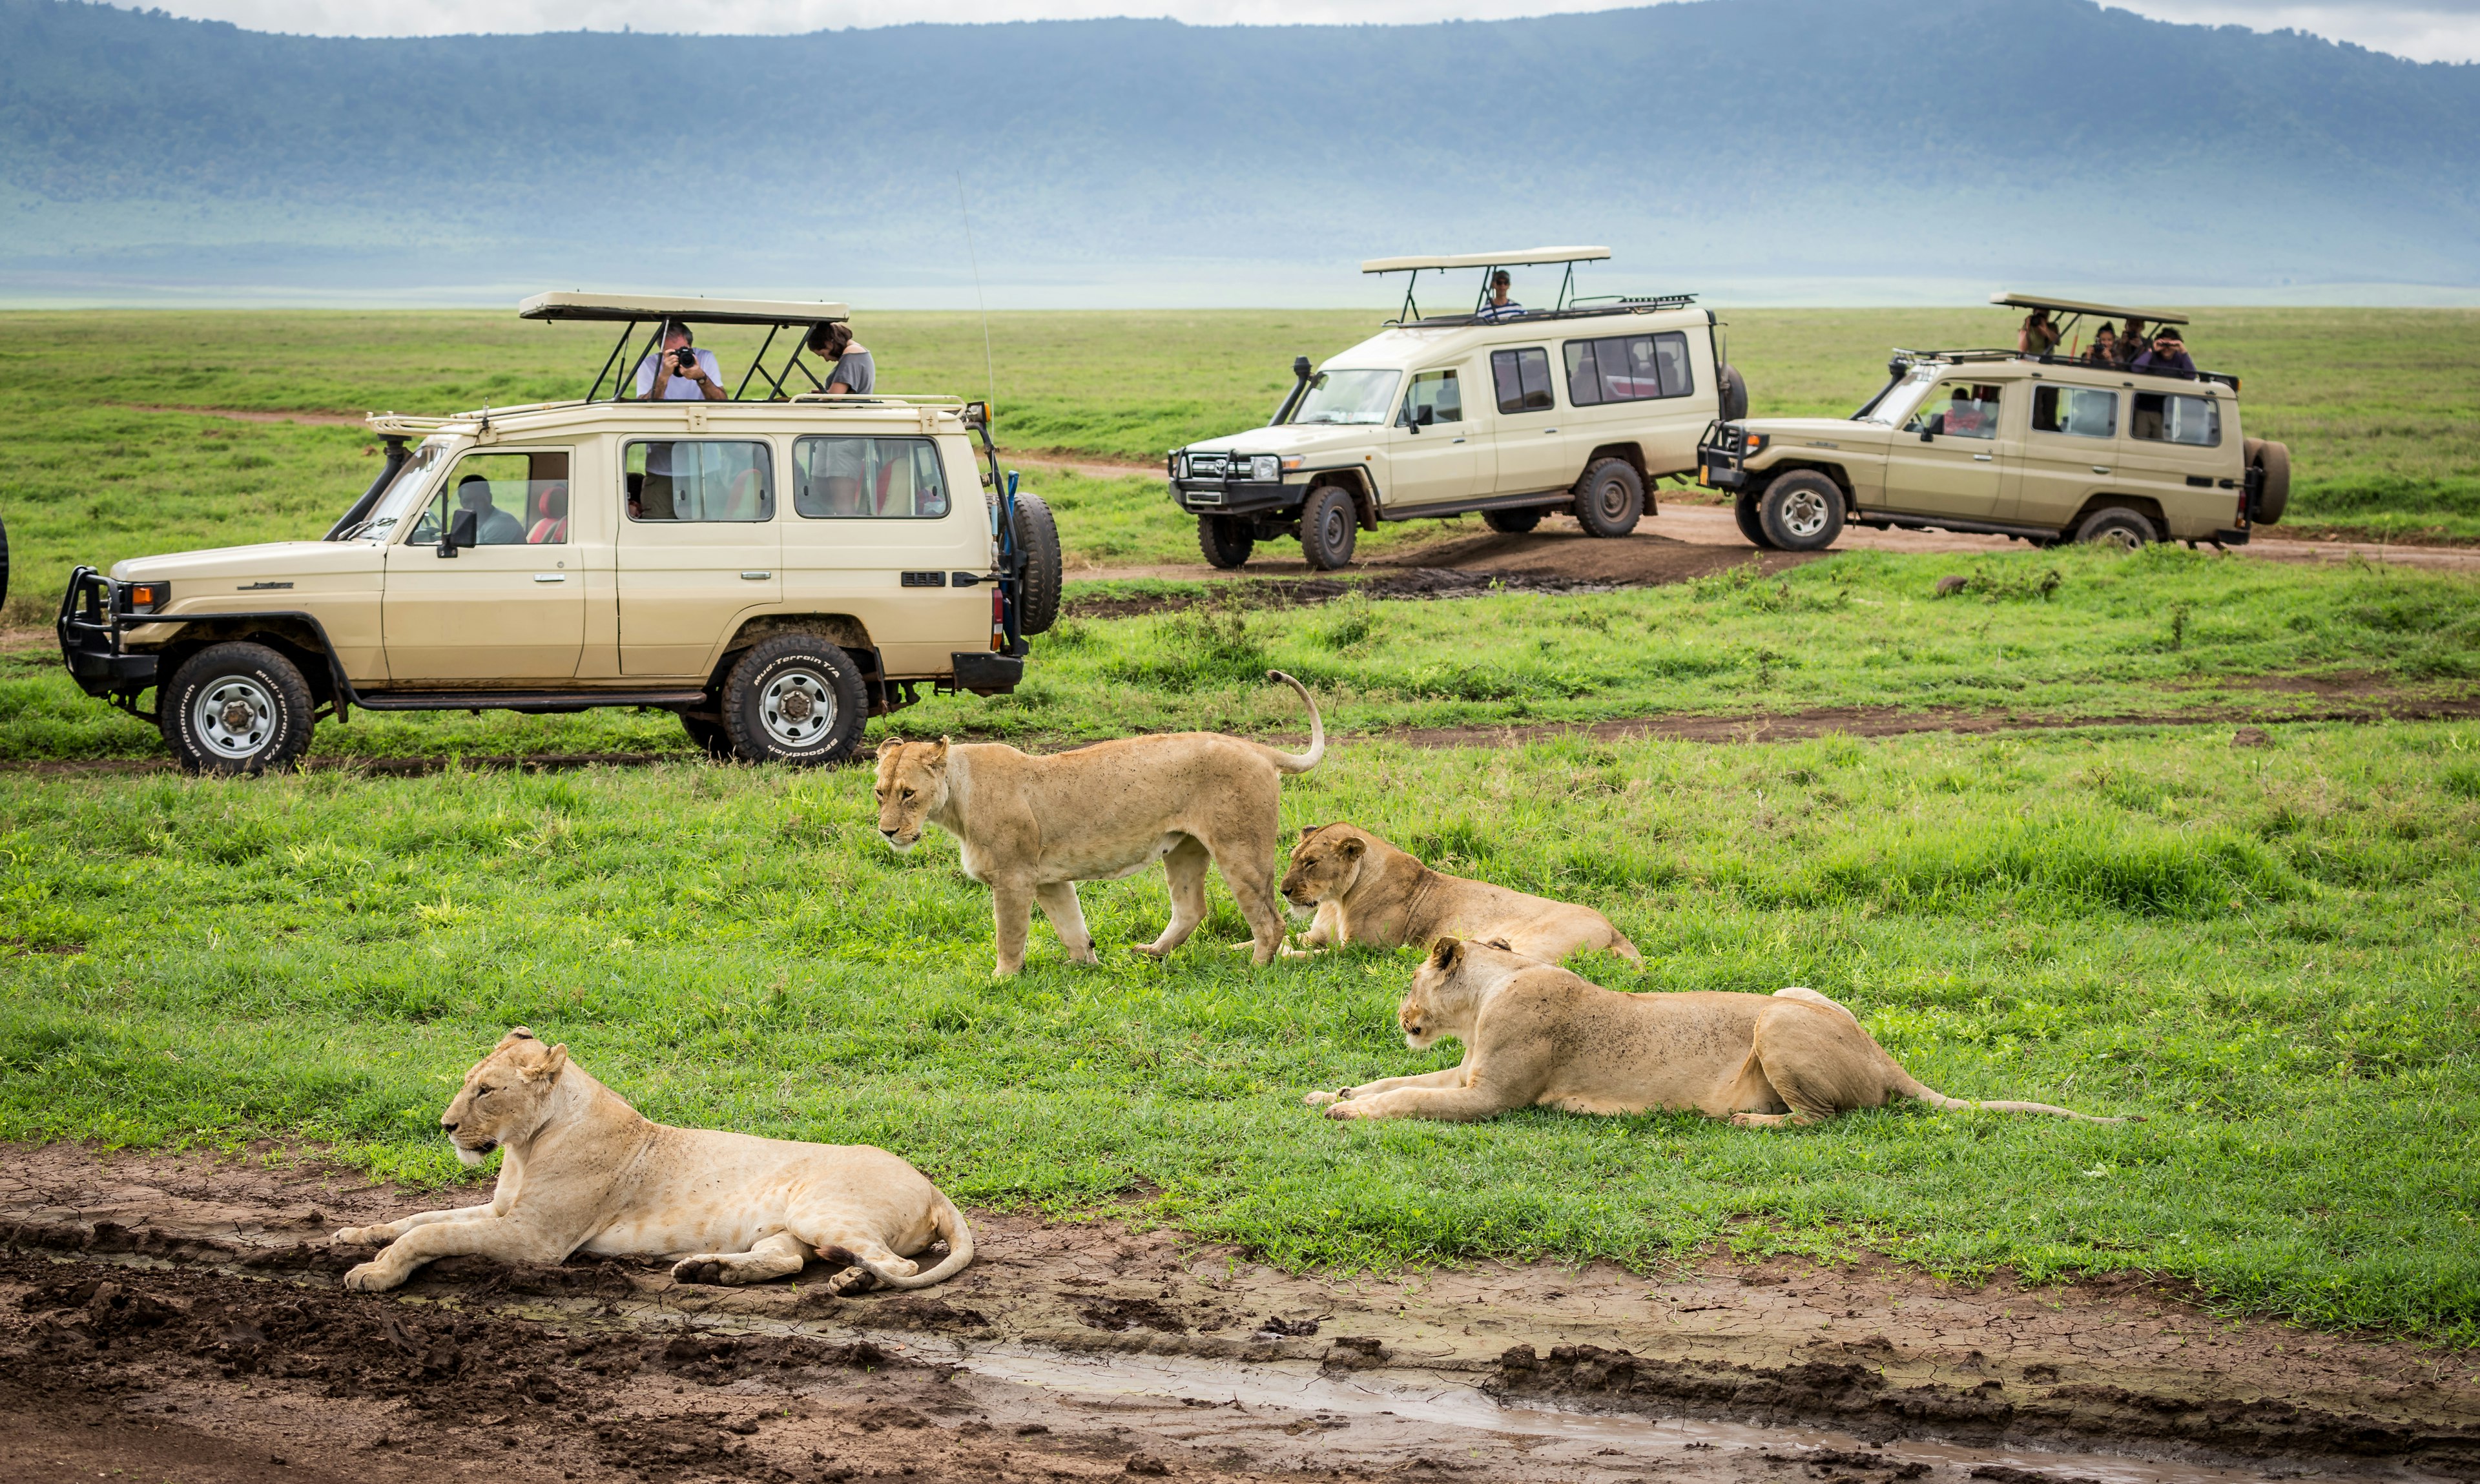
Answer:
[527, 483, 569, 543]
[872, 458, 898, 517]
[722, 469, 763, 520]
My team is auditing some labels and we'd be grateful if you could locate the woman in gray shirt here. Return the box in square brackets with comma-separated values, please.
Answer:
[805, 322, 875, 395]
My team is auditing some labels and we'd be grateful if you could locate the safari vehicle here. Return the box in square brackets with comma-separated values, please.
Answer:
[1697, 293, 2291, 552]
[57, 292, 1064, 774]
[1168, 249, 1748, 570]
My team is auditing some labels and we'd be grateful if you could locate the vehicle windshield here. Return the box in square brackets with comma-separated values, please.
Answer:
[1858, 369, 1941, 426]
[343, 438, 452, 541]
[1288, 369, 1401, 426]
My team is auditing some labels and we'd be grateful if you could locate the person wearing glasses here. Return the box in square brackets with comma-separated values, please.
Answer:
[1474, 269, 1524, 322]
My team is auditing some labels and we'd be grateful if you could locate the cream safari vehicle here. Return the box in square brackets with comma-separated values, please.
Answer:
[1168, 249, 1749, 570]
[1696, 293, 2292, 552]
[57, 293, 1063, 774]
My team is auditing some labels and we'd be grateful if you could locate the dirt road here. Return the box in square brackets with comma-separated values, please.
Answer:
[4, 1142, 2475, 1483]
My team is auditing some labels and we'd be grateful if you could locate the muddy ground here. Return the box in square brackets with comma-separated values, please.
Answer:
[3, 1142, 2474, 1483]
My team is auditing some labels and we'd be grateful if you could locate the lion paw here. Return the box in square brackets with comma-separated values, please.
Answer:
[340, 1261, 397, 1293]
[672, 1257, 728, 1286]
[824, 1265, 876, 1296]
[1302, 1089, 1343, 1107]
[330, 1226, 389, 1248]
[1324, 1101, 1371, 1120]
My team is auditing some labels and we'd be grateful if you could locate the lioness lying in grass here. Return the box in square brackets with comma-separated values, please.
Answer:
[333, 1029, 973, 1294]
[876, 671, 1324, 976]
[1309, 938, 2122, 1128]
[1279, 822, 1640, 964]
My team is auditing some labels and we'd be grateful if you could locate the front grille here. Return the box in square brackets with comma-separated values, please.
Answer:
[1186, 453, 1233, 479]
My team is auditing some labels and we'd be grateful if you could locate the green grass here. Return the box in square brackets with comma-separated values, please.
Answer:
[1, 306, 2475, 622]
[3, 721, 2475, 1341]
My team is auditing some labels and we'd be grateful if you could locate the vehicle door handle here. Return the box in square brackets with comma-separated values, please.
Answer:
[532, 573, 565, 583]
[2092, 466, 2111, 475]
[741, 571, 772, 581]
[1973, 453, 1994, 462]
[1543, 428, 1558, 434]
[1451, 437, 1466, 444]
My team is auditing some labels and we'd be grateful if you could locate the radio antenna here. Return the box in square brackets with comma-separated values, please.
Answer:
[956, 172, 998, 413]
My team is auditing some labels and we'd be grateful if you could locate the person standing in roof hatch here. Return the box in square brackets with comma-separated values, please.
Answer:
[806, 322, 876, 395]
[635, 321, 727, 402]
[1475, 269, 1524, 322]
[2016, 306, 2061, 358]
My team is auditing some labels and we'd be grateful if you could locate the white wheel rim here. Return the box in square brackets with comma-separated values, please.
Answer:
[759, 668, 836, 748]
[192, 676, 276, 760]
[1781, 489, 1829, 539]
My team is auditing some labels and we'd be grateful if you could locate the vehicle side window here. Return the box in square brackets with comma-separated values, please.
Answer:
[1403, 369, 1463, 427]
[625, 440, 773, 522]
[1490, 348, 1555, 413]
[1903, 382, 2003, 440]
[2032, 386, 2117, 439]
[1562, 331, 1694, 406]
[407, 450, 569, 546]
[2130, 392, 2220, 447]
[792, 437, 953, 519]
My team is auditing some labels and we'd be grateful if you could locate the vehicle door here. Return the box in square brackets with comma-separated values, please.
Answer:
[1885, 378, 2007, 520]
[2008, 381, 2119, 530]
[2116, 386, 2228, 537]
[1487, 345, 1570, 495]
[1380, 365, 1489, 509]
[617, 437, 782, 677]
[382, 447, 584, 681]
[1558, 328, 1702, 477]
[785, 431, 989, 678]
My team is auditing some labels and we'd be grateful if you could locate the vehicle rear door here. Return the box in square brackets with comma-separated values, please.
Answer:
[785, 431, 989, 678]
[1883, 378, 2007, 520]
[382, 447, 584, 681]
[1487, 345, 1570, 495]
[2008, 380, 2119, 531]
[1379, 365, 1489, 510]
[616, 437, 782, 677]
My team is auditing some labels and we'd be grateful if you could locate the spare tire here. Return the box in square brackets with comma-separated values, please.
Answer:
[0, 512, 10, 614]
[2248, 439, 2291, 525]
[1719, 364, 1749, 422]
[1011, 492, 1063, 635]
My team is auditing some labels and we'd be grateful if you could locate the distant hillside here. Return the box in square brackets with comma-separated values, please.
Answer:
[2, 0, 2475, 301]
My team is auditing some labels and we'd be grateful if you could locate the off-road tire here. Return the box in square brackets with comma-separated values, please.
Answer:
[2076, 506, 2156, 551]
[1732, 490, 1778, 549]
[0, 513, 10, 612]
[159, 641, 315, 776]
[1011, 492, 1063, 635]
[1573, 458, 1644, 538]
[1759, 471, 1845, 551]
[1719, 364, 1750, 422]
[2246, 438, 2291, 525]
[720, 634, 869, 766]
[681, 712, 734, 761]
[1299, 485, 1359, 570]
[1482, 506, 1545, 535]
[1198, 515, 1254, 569]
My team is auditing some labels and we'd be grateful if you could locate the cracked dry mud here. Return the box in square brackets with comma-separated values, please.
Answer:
[3, 1142, 2474, 1483]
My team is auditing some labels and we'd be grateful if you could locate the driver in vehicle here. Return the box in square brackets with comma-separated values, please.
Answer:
[636, 320, 728, 402]
[457, 474, 527, 544]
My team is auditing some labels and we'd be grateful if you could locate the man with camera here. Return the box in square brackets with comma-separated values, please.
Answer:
[634, 321, 728, 402]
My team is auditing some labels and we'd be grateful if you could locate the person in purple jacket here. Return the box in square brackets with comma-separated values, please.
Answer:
[2132, 327, 2198, 378]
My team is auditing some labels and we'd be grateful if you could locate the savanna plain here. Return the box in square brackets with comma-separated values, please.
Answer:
[0, 305, 2476, 1393]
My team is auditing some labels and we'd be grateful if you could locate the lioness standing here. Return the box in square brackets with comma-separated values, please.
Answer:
[1311, 938, 2122, 1128]
[876, 671, 1323, 976]
[1281, 822, 1639, 964]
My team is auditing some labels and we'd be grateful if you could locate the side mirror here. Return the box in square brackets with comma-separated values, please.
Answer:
[1919, 429, 1935, 442]
[440, 506, 479, 557]
[1416, 405, 1434, 426]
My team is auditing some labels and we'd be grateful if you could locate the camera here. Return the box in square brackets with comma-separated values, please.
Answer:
[670, 348, 698, 373]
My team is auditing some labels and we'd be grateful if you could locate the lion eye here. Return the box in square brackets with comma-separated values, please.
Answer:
[902, 788, 915, 799]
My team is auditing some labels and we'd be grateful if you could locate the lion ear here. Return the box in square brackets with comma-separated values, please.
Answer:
[493, 1026, 537, 1051]
[931, 737, 952, 761]
[1427, 936, 1464, 970]
[1339, 836, 1365, 860]
[533, 1044, 570, 1082]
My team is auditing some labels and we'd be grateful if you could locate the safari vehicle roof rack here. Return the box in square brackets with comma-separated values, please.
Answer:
[1361, 246, 1691, 327]
[518, 291, 860, 404]
[1989, 291, 2187, 327]
[1891, 338, 2238, 392]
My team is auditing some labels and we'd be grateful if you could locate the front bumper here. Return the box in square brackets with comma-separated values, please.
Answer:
[1169, 478, 1294, 517]
[57, 568, 161, 697]
[1695, 422, 1755, 491]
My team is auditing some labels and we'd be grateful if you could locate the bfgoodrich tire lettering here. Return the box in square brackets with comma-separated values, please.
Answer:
[2076, 506, 2156, 550]
[721, 634, 868, 766]
[1759, 471, 1844, 551]
[1573, 458, 1643, 538]
[1299, 485, 1359, 570]
[160, 641, 315, 775]
[1198, 515, 1254, 569]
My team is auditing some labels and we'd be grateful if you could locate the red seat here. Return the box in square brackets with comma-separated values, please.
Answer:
[527, 482, 569, 544]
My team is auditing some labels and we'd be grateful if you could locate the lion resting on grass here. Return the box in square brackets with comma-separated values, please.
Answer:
[1308, 939, 2122, 1128]
[875, 671, 1324, 976]
[333, 1029, 973, 1293]
[1279, 822, 1640, 964]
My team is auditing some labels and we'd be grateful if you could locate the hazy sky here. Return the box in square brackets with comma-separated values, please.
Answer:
[131, 0, 2480, 62]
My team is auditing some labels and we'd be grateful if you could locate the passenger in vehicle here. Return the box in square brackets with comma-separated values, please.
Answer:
[2016, 307, 2061, 358]
[628, 446, 677, 521]
[456, 475, 526, 544]
[2132, 329, 2197, 379]
[2083, 324, 2120, 367]
[2114, 316, 2149, 367]
[526, 484, 568, 544]
[635, 321, 728, 402]
[805, 322, 875, 395]
[1475, 270, 1524, 322]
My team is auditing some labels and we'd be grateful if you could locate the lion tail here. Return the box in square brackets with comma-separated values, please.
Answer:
[857, 1191, 976, 1290]
[1263, 670, 1325, 775]
[1901, 1077, 2130, 1124]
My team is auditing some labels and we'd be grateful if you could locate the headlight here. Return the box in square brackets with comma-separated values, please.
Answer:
[122, 581, 172, 614]
[1249, 455, 1281, 482]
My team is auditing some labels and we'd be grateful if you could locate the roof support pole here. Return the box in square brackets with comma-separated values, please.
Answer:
[590, 321, 639, 403]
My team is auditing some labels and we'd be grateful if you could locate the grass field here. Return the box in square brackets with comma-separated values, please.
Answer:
[1, 305, 2475, 624]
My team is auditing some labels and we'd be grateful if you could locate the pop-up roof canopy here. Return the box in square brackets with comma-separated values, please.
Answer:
[1990, 291, 2187, 327]
[519, 291, 851, 327]
[1361, 247, 1610, 274]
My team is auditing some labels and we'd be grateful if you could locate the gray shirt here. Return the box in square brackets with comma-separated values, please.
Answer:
[825, 348, 874, 394]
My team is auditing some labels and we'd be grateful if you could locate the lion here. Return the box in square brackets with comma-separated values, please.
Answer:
[1279, 822, 1639, 964]
[875, 670, 1323, 976]
[1307, 938, 2124, 1128]
[332, 1029, 973, 1293]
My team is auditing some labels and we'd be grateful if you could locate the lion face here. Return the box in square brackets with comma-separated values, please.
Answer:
[1280, 824, 1367, 909]
[439, 1028, 568, 1168]
[873, 739, 951, 852]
